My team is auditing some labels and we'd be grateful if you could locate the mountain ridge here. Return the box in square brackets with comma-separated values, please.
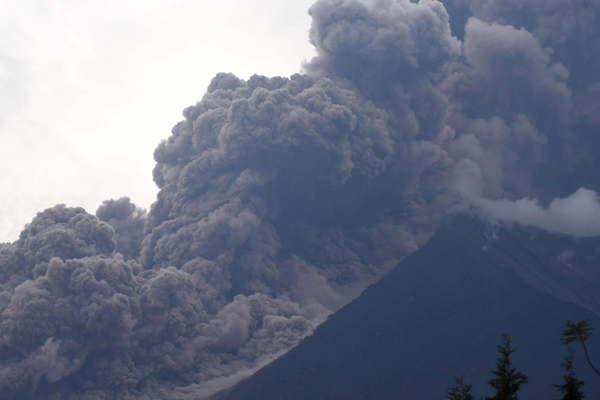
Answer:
[213, 215, 600, 399]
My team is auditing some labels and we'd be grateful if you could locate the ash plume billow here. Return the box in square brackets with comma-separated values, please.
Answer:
[2, 0, 600, 398]
[96, 197, 146, 260]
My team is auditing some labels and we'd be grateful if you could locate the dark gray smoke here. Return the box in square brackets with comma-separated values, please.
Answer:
[442, 0, 600, 196]
[0, 205, 115, 290]
[444, 0, 600, 88]
[96, 197, 146, 260]
[0, 206, 318, 399]
[1, 0, 600, 398]
[0, 206, 131, 397]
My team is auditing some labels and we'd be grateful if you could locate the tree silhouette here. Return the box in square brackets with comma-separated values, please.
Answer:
[485, 335, 528, 400]
[562, 320, 600, 378]
[447, 376, 473, 400]
[555, 356, 585, 400]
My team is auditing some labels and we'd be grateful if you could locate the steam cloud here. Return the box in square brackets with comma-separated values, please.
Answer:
[477, 188, 600, 238]
[1, 0, 600, 398]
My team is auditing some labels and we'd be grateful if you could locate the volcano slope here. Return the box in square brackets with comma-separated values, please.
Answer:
[215, 215, 600, 399]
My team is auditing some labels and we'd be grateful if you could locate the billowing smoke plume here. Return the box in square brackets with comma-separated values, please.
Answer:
[442, 0, 600, 196]
[0, 206, 320, 399]
[2, 0, 600, 398]
[96, 197, 146, 260]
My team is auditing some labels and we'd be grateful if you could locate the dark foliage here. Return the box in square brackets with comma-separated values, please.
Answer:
[448, 377, 474, 400]
[485, 335, 528, 400]
[555, 357, 585, 400]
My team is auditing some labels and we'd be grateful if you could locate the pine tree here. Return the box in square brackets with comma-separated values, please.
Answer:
[562, 320, 600, 378]
[447, 376, 473, 400]
[485, 335, 528, 400]
[555, 357, 585, 400]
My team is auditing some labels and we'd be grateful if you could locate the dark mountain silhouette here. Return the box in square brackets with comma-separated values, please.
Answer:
[214, 215, 600, 399]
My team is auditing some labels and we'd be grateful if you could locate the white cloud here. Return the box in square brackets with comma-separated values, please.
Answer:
[476, 188, 600, 237]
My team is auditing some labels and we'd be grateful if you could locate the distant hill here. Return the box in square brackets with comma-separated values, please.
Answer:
[214, 215, 600, 399]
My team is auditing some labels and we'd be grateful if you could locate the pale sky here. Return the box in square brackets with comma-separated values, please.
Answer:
[0, 0, 316, 242]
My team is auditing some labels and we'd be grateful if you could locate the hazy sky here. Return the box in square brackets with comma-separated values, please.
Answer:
[0, 0, 315, 242]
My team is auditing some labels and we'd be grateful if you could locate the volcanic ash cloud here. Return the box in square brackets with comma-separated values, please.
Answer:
[2, 0, 600, 398]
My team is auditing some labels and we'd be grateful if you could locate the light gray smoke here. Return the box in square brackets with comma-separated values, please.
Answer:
[476, 188, 600, 237]
[1, 0, 600, 398]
